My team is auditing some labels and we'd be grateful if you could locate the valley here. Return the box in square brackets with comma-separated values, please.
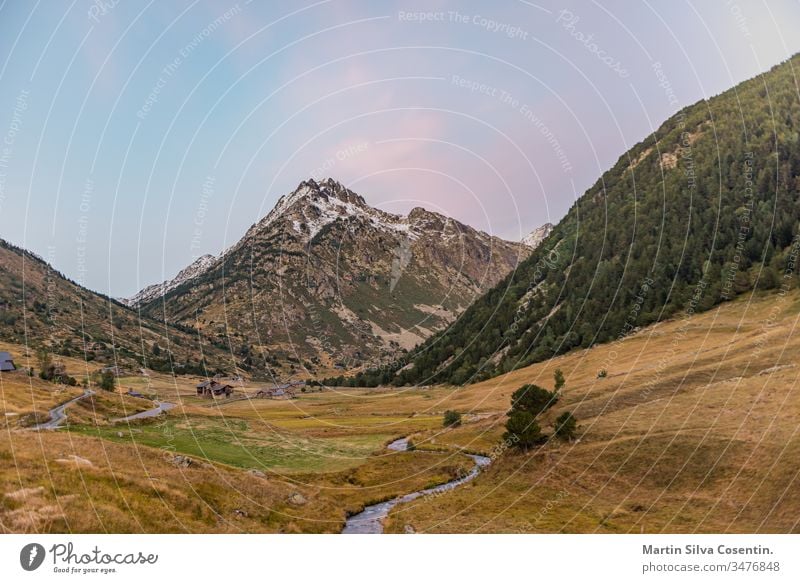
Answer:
[2, 49, 800, 539]
[2, 290, 799, 533]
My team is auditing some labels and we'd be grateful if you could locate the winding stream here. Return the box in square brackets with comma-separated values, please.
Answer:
[342, 437, 491, 534]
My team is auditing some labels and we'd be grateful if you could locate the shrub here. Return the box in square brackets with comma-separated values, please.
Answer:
[60, 375, 78, 387]
[443, 410, 462, 427]
[553, 411, 578, 441]
[554, 368, 565, 392]
[37, 348, 53, 379]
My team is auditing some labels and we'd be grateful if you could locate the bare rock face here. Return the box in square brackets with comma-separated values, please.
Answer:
[130, 178, 530, 375]
[168, 454, 193, 468]
[288, 492, 307, 506]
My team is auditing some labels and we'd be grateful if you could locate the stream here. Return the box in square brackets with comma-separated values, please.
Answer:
[342, 437, 491, 534]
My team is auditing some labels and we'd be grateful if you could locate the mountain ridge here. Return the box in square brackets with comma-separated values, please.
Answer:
[0, 238, 231, 375]
[127, 178, 525, 308]
[132, 178, 530, 375]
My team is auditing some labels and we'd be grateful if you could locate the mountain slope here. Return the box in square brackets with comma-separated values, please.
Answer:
[134, 178, 528, 373]
[0, 239, 230, 374]
[348, 54, 800, 386]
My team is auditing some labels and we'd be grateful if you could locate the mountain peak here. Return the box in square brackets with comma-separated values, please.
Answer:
[521, 223, 553, 249]
[295, 177, 366, 207]
[249, 178, 368, 238]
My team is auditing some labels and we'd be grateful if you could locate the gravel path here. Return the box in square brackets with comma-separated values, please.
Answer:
[31, 390, 95, 430]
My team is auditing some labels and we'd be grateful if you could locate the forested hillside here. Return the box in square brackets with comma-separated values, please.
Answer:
[337, 54, 800, 387]
[0, 239, 231, 374]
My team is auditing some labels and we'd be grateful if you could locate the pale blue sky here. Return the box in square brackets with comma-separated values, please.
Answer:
[0, 0, 799, 297]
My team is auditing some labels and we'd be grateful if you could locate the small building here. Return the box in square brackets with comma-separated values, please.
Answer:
[0, 352, 16, 372]
[196, 379, 233, 398]
[254, 384, 297, 400]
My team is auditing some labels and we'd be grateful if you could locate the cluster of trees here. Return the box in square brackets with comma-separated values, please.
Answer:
[37, 349, 78, 386]
[337, 54, 800, 388]
[321, 370, 395, 387]
[504, 370, 577, 449]
[36, 347, 124, 391]
[97, 370, 116, 391]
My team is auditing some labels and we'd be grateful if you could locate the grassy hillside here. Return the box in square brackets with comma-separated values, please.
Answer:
[351, 54, 800, 386]
[382, 290, 800, 533]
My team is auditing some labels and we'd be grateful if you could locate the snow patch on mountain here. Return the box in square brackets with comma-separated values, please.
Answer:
[247, 178, 429, 243]
[125, 254, 217, 307]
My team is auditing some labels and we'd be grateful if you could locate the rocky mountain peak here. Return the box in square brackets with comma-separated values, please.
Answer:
[521, 223, 554, 249]
[407, 206, 449, 230]
[292, 178, 367, 208]
[246, 178, 368, 240]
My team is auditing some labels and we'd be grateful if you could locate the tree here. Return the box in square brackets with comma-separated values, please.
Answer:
[99, 371, 116, 391]
[443, 410, 462, 427]
[37, 348, 53, 380]
[510, 384, 558, 417]
[152, 343, 161, 357]
[554, 369, 565, 392]
[553, 411, 578, 441]
[504, 383, 556, 450]
[504, 410, 544, 450]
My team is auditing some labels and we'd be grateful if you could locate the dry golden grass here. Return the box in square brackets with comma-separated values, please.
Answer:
[1, 349, 477, 532]
[383, 291, 800, 533]
[0, 429, 311, 533]
[0, 429, 471, 533]
[4, 290, 800, 533]
[0, 371, 85, 428]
